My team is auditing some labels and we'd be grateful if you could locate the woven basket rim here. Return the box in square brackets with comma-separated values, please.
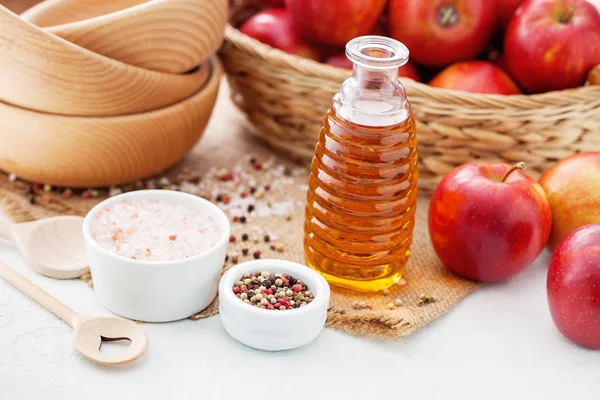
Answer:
[224, 25, 600, 106]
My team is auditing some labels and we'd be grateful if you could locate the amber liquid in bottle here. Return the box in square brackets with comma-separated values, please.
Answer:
[304, 36, 418, 292]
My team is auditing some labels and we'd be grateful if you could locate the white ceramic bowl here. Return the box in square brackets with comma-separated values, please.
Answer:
[219, 259, 330, 351]
[83, 190, 230, 322]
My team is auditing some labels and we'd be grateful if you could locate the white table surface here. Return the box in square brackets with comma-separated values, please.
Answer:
[1, 222, 599, 399]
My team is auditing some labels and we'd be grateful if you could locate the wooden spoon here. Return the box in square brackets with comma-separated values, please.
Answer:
[0, 262, 148, 365]
[0, 5, 209, 116]
[0, 216, 89, 279]
[21, 0, 228, 74]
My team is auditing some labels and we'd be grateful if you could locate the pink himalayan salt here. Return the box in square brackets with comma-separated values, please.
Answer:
[91, 198, 221, 261]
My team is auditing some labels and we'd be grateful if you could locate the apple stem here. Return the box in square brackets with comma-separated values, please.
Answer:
[437, 5, 459, 28]
[501, 162, 527, 183]
[560, 5, 576, 24]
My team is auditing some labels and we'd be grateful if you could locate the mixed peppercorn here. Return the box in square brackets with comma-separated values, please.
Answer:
[233, 271, 314, 311]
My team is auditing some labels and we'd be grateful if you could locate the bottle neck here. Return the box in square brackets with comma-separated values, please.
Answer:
[352, 64, 398, 90]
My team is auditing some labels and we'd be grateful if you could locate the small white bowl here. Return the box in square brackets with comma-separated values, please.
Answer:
[219, 259, 330, 351]
[83, 190, 230, 322]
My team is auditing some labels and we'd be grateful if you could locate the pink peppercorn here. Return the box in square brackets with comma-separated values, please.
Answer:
[264, 288, 273, 295]
[267, 304, 274, 310]
[82, 191, 92, 199]
[223, 195, 231, 205]
[220, 172, 235, 182]
[241, 192, 248, 198]
[232, 286, 241, 294]
[293, 284, 302, 292]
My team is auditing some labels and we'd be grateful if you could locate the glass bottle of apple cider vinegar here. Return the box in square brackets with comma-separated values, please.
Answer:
[304, 36, 418, 292]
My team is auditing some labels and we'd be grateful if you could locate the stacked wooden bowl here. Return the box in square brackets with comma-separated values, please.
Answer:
[0, 0, 228, 187]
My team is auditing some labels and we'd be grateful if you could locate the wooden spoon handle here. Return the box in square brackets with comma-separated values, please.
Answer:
[0, 262, 78, 327]
[0, 220, 13, 241]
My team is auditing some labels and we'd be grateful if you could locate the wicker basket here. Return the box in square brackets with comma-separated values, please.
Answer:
[219, 2, 600, 191]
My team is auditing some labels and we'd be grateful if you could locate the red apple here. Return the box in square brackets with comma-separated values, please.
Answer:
[388, 0, 497, 67]
[547, 224, 600, 349]
[284, 0, 387, 46]
[505, 0, 600, 93]
[539, 152, 600, 251]
[429, 61, 521, 95]
[429, 162, 551, 282]
[240, 9, 321, 61]
[324, 53, 353, 69]
[324, 53, 422, 81]
[496, 0, 525, 29]
[258, 0, 285, 6]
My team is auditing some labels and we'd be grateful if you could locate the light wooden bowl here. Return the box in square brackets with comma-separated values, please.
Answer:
[21, 0, 228, 74]
[0, 58, 222, 188]
[0, 5, 210, 116]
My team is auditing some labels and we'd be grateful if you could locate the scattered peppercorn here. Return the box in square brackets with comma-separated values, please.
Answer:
[28, 196, 35, 205]
[231, 255, 239, 263]
[264, 184, 271, 191]
[250, 187, 257, 195]
[242, 233, 249, 241]
[394, 298, 404, 307]
[216, 194, 223, 202]
[382, 289, 390, 296]
[240, 216, 247, 223]
[222, 195, 231, 205]
[229, 235, 236, 243]
[242, 248, 249, 256]
[263, 235, 270, 243]
[253, 251, 262, 259]
[247, 204, 255, 213]
[418, 293, 436, 306]
[82, 191, 92, 199]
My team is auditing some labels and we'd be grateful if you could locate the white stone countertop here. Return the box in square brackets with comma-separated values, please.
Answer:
[1, 229, 599, 399]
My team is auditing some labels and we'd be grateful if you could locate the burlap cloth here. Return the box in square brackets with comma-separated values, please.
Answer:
[0, 81, 481, 338]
